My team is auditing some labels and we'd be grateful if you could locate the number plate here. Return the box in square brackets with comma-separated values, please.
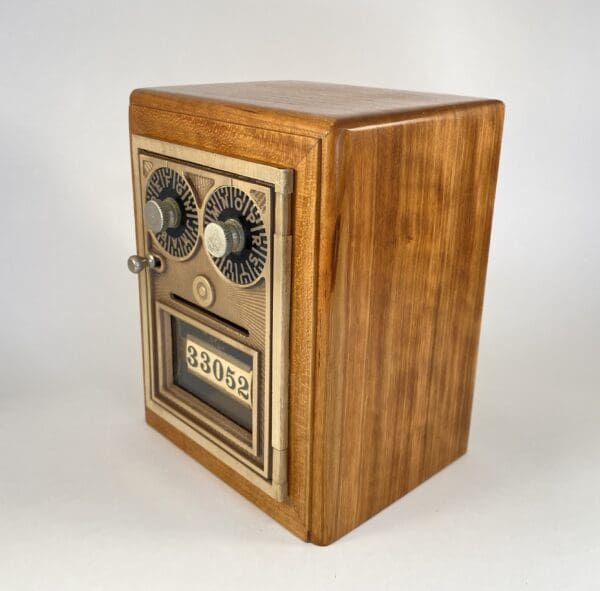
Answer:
[185, 337, 253, 407]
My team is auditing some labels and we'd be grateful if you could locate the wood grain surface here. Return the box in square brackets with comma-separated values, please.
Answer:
[310, 101, 504, 544]
[131, 80, 489, 134]
[130, 81, 504, 544]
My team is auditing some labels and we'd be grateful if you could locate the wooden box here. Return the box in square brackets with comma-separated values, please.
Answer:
[129, 81, 504, 544]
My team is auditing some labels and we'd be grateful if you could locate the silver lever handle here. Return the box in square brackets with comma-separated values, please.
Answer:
[127, 253, 159, 274]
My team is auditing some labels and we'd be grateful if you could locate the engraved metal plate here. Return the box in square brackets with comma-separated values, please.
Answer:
[130, 135, 292, 501]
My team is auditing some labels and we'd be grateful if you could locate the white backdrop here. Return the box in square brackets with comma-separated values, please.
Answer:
[1, 1, 598, 589]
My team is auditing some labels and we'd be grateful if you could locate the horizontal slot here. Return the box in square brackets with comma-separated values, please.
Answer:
[170, 293, 250, 337]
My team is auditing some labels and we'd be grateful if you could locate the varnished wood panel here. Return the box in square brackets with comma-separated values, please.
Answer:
[310, 102, 504, 544]
[130, 107, 322, 540]
[131, 81, 489, 135]
[130, 104, 318, 167]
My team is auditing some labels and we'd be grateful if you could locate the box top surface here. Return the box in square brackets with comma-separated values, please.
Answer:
[130, 80, 496, 130]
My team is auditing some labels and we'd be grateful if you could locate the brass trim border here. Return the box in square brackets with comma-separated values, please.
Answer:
[131, 134, 293, 501]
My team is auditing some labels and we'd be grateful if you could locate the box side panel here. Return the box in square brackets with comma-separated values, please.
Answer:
[310, 102, 504, 544]
[130, 105, 322, 540]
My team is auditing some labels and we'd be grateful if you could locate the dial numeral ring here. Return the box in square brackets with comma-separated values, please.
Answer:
[145, 167, 199, 259]
[202, 186, 268, 286]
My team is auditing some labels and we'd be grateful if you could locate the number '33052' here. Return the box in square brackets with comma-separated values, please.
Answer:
[186, 343, 250, 401]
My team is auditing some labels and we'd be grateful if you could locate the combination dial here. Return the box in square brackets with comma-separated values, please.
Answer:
[203, 186, 268, 286]
[144, 167, 199, 259]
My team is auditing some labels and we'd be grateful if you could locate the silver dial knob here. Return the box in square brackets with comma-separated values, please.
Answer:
[127, 253, 159, 274]
[143, 198, 181, 234]
[204, 219, 245, 258]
